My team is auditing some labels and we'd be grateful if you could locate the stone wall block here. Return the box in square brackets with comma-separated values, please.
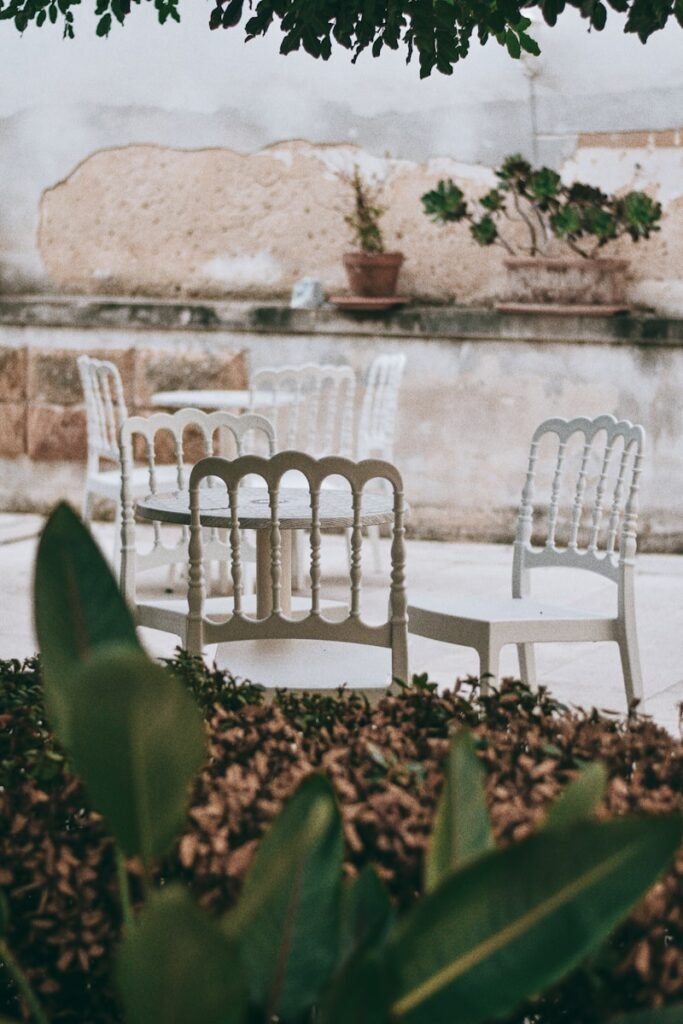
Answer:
[133, 347, 248, 406]
[0, 403, 27, 457]
[27, 405, 88, 462]
[27, 347, 136, 406]
[0, 348, 27, 402]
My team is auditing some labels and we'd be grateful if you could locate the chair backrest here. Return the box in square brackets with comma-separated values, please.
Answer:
[118, 409, 276, 603]
[357, 353, 406, 461]
[186, 451, 408, 683]
[250, 363, 356, 458]
[77, 355, 128, 466]
[514, 414, 645, 587]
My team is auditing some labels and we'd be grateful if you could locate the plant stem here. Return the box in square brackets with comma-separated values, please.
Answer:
[565, 237, 592, 258]
[0, 940, 50, 1024]
[511, 189, 538, 254]
[115, 846, 135, 934]
[494, 235, 516, 256]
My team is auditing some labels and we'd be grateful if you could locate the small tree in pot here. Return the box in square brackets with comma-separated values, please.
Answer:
[421, 155, 662, 312]
[342, 167, 404, 298]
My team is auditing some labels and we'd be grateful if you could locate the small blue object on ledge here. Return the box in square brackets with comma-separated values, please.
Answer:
[290, 278, 325, 309]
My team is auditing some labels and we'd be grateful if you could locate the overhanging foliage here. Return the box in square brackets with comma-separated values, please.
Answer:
[0, 0, 681, 77]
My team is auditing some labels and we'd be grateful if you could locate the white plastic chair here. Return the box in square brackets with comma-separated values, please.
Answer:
[357, 353, 406, 462]
[77, 354, 180, 567]
[250, 363, 356, 458]
[185, 451, 409, 697]
[356, 353, 407, 571]
[119, 409, 276, 644]
[250, 363, 357, 587]
[408, 414, 645, 709]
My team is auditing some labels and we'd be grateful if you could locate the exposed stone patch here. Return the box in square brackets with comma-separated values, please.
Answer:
[38, 140, 682, 309]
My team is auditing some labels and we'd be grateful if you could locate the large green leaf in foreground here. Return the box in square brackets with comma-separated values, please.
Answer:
[391, 815, 683, 1024]
[33, 502, 139, 739]
[118, 885, 247, 1024]
[226, 773, 343, 1021]
[64, 645, 206, 860]
[424, 730, 494, 891]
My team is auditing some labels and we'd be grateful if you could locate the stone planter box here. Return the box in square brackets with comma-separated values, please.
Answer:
[497, 256, 630, 315]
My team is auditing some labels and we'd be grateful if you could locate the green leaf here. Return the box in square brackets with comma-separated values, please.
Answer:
[0, 891, 8, 935]
[505, 28, 521, 57]
[318, 948, 394, 1024]
[33, 503, 139, 742]
[425, 731, 494, 892]
[226, 773, 343, 1020]
[470, 214, 498, 246]
[390, 815, 683, 1024]
[339, 865, 395, 964]
[118, 885, 247, 1024]
[96, 12, 111, 34]
[610, 1006, 683, 1023]
[421, 179, 468, 223]
[64, 645, 206, 860]
[545, 762, 607, 829]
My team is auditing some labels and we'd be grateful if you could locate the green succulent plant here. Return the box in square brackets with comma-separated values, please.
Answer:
[421, 153, 662, 258]
[0, 502, 680, 1024]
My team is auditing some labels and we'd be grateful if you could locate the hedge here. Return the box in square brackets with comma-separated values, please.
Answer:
[1, 653, 681, 1022]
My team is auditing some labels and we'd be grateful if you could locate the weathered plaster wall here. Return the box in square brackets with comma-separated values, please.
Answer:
[1, 309, 681, 551]
[1, 7, 683, 307]
[35, 138, 683, 310]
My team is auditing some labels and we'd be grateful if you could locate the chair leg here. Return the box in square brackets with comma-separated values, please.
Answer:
[112, 502, 122, 572]
[517, 643, 537, 688]
[291, 529, 306, 592]
[478, 643, 501, 697]
[368, 523, 382, 573]
[82, 486, 95, 524]
[617, 626, 644, 710]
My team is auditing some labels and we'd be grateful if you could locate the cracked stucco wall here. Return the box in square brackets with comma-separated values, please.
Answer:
[35, 138, 683, 310]
[1, 7, 683, 307]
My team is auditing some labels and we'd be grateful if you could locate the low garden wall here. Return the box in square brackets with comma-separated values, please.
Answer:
[1, 296, 682, 551]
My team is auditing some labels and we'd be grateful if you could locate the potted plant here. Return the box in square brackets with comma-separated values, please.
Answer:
[421, 154, 662, 313]
[341, 166, 404, 299]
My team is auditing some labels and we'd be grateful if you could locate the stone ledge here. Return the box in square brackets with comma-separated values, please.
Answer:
[1, 295, 683, 346]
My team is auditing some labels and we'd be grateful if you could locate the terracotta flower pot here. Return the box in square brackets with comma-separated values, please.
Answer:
[343, 252, 404, 298]
[498, 256, 630, 314]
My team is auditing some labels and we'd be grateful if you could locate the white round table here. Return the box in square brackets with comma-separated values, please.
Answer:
[151, 389, 292, 411]
[136, 486, 395, 617]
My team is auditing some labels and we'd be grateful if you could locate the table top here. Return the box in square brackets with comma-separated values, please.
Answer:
[151, 389, 292, 410]
[136, 486, 395, 530]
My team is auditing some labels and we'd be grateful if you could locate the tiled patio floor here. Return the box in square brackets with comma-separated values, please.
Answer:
[1, 512, 681, 735]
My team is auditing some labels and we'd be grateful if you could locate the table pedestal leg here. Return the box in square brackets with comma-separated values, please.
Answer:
[256, 530, 292, 618]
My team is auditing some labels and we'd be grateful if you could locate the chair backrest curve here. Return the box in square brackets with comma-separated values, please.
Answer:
[77, 355, 128, 466]
[514, 414, 645, 585]
[118, 408, 275, 603]
[250, 363, 356, 459]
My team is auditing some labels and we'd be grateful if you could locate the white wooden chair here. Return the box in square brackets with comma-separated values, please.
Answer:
[250, 363, 356, 586]
[119, 409, 276, 644]
[185, 451, 409, 697]
[357, 353, 406, 462]
[356, 353, 407, 571]
[250, 363, 356, 458]
[408, 414, 645, 709]
[77, 354, 180, 567]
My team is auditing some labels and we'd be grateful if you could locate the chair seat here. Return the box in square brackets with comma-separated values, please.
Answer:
[213, 638, 392, 694]
[408, 592, 617, 644]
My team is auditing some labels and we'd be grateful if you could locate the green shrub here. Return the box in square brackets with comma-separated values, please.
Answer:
[421, 154, 663, 259]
